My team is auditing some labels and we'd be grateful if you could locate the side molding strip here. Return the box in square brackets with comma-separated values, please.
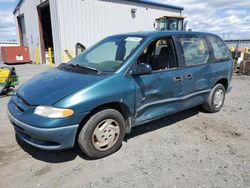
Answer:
[136, 89, 211, 112]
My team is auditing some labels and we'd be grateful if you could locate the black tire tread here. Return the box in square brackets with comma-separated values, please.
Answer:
[78, 109, 125, 159]
[202, 84, 225, 113]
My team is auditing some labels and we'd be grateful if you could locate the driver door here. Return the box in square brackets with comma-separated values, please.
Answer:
[134, 37, 185, 125]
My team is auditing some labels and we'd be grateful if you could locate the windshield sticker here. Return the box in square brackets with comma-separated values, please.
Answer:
[125, 37, 142, 42]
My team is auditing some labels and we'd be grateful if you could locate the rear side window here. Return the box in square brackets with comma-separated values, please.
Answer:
[177, 36, 209, 66]
[207, 36, 230, 61]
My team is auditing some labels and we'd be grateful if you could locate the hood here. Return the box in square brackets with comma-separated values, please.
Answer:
[17, 68, 105, 105]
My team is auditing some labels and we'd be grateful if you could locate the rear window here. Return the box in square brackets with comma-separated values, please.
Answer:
[177, 36, 209, 66]
[207, 36, 230, 61]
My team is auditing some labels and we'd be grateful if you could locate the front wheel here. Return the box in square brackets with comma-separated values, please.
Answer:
[77, 109, 125, 159]
[202, 84, 226, 113]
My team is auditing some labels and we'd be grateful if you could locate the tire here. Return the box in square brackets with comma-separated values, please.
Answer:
[202, 84, 226, 113]
[77, 109, 125, 159]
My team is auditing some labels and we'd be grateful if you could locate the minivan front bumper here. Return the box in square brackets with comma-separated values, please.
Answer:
[8, 111, 79, 150]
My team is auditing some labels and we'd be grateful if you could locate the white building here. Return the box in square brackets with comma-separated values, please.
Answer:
[13, 0, 183, 64]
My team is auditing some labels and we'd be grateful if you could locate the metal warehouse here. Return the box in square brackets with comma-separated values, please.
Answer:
[14, 0, 184, 64]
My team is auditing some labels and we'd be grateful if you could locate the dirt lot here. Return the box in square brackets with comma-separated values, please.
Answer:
[0, 63, 250, 188]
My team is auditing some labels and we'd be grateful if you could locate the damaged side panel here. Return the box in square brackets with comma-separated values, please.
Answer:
[134, 69, 185, 125]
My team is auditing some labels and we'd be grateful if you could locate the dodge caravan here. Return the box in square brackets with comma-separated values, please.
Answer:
[8, 31, 233, 158]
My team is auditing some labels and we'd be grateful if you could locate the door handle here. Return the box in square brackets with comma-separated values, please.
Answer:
[185, 74, 193, 80]
[173, 76, 183, 83]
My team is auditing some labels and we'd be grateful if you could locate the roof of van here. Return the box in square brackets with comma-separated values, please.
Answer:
[119, 31, 218, 37]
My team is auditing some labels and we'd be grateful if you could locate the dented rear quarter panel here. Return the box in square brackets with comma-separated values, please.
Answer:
[208, 59, 233, 90]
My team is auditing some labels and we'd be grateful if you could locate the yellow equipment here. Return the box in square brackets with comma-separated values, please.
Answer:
[0, 69, 10, 84]
[155, 16, 186, 31]
[0, 67, 19, 95]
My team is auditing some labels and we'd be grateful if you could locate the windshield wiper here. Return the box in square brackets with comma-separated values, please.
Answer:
[67, 64, 101, 74]
[76, 64, 101, 74]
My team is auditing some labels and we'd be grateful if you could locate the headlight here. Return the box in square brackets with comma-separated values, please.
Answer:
[34, 106, 74, 118]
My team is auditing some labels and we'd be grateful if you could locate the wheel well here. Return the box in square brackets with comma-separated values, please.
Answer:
[92, 102, 131, 121]
[216, 78, 228, 90]
[75, 102, 131, 145]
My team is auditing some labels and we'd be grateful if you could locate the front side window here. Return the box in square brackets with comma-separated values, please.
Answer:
[138, 37, 178, 71]
[68, 35, 144, 72]
[177, 36, 209, 66]
[207, 36, 230, 61]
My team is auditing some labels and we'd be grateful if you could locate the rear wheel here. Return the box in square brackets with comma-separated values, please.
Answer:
[77, 109, 125, 159]
[202, 84, 225, 113]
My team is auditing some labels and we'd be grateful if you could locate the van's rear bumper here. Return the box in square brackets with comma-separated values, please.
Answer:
[8, 110, 79, 150]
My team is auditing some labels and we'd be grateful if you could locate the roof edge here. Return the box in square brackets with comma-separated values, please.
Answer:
[126, 0, 184, 11]
[13, 0, 184, 15]
[13, 0, 24, 15]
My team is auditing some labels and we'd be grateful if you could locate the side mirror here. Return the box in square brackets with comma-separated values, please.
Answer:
[131, 63, 152, 76]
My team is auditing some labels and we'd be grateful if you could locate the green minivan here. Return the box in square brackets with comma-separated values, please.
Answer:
[8, 31, 233, 158]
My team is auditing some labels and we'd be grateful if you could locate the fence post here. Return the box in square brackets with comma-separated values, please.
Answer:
[48, 47, 53, 67]
[35, 47, 39, 64]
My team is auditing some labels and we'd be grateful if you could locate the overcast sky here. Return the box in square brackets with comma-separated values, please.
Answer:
[0, 0, 249, 41]
[0, 0, 17, 41]
[155, 0, 250, 39]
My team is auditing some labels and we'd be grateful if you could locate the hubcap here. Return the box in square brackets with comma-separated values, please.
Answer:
[92, 119, 120, 151]
[213, 89, 224, 108]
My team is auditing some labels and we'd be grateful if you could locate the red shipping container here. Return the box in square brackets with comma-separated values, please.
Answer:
[1, 46, 31, 64]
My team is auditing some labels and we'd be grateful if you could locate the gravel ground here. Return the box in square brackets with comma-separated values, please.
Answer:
[0, 63, 250, 188]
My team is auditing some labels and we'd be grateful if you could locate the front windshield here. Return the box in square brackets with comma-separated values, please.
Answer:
[69, 35, 144, 72]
